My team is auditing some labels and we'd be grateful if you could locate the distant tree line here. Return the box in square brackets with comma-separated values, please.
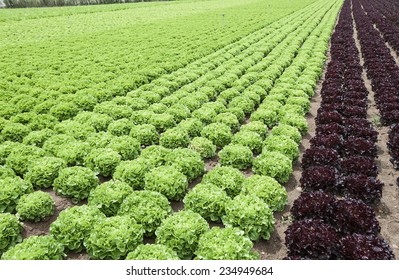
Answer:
[3, 0, 171, 8]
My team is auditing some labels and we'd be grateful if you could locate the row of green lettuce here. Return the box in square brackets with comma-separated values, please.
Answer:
[0, 0, 342, 260]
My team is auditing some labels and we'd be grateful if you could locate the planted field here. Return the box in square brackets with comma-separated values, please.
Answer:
[0, 0, 398, 260]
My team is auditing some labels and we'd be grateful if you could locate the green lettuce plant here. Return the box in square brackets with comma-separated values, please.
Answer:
[160, 128, 190, 149]
[156, 210, 209, 259]
[231, 130, 263, 154]
[0, 165, 15, 179]
[0, 177, 33, 213]
[118, 190, 172, 235]
[88, 180, 133, 217]
[84, 148, 121, 177]
[166, 148, 204, 182]
[270, 124, 302, 144]
[202, 166, 244, 197]
[183, 183, 230, 222]
[241, 175, 287, 212]
[140, 145, 171, 168]
[126, 244, 179, 260]
[252, 151, 292, 183]
[50, 205, 105, 252]
[25, 157, 66, 189]
[215, 112, 240, 132]
[176, 118, 203, 138]
[144, 166, 188, 201]
[223, 194, 275, 241]
[1, 235, 65, 260]
[195, 227, 259, 260]
[53, 166, 99, 203]
[129, 124, 159, 146]
[6, 144, 46, 176]
[263, 135, 299, 161]
[107, 118, 133, 136]
[1, 122, 31, 142]
[201, 122, 232, 149]
[84, 215, 144, 260]
[107, 135, 141, 161]
[0, 213, 23, 255]
[22, 128, 55, 148]
[113, 158, 150, 190]
[218, 144, 253, 170]
[188, 137, 216, 159]
[16, 191, 54, 222]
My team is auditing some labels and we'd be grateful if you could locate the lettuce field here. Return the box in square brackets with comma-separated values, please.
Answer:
[0, 0, 399, 260]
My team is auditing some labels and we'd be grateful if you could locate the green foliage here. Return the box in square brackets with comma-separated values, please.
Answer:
[113, 158, 150, 190]
[1, 235, 65, 260]
[176, 118, 203, 138]
[42, 134, 75, 155]
[118, 190, 172, 235]
[279, 112, 309, 135]
[160, 128, 190, 149]
[25, 157, 66, 189]
[1, 122, 31, 142]
[84, 215, 144, 260]
[50, 102, 80, 121]
[195, 227, 259, 260]
[253, 151, 292, 183]
[130, 124, 159, 146]
[130, 110, 155, 125]
[75, 112, 113, 132]
[16, 191, 55, 222]
[53, 166, 99, 203]
[250, 108, 279, 128]
[88, 180, 133, 217]
[241, 175, 287, 212]
[0, 165, 16, 179]
[166, 148, 204, 182]
[148, 103, 168, 114]
[263, 135, 299, 161]
[23, 128, 55, 148]
[140, 145, 171, 168]
[6, 144, 46, 176]
[192, 107, 217, 125]
[228, 96, 255, 115]
[86, 132, 113, 148]
[54, 120, 96, 140]
[202, 166, 244, 197]
[0, 213, 23, 255]
[126, 244, 179, 260]
[107, 118, 133, 136]
[188, 137, 216, 159]
[270, 124, 302, 144]
[239, 121, 268, 140]
[54, 140, 92, 166]
[184, 183, 230, 222]
[166, 104, 191, 123]
[85, 148, 121, 177]
[218, 144, 253, 170]
[144, 166, 188, 201]
[148, 113, 176, 133]
[215, 112, 240, 132]
[0, 177, 33, 213]
[232, 130, 263, 154]
[223, 194, 274, 241]
[50, 205, 105, 252]
[226, 107, 245, 123]
[201, 123, 232, 149]
[156, 210, 209, 259]
[107, 136, 141, 161]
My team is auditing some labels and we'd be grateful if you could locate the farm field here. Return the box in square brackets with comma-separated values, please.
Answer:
[0, 0, 398, 260]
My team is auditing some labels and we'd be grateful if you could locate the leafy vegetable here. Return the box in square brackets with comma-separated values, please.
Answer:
[1, 235, 65, 260]
[262, 135, 299, 161]
[156, 210, 209, 259]
[129, 124, 159, 146]
[0, 177, 33, 213]
[188, 137, 216, 159]
[84, 215, 144, 260]
[253, 151, 292, 183]
[241, 175, 287, 212]
[201, 122, 232, 149]
[53, 166, 99, 203]
[118, 190, 172, 235]
[126, 244, 179, 260]
[50, 205, 105, 252]
[195, 227, 259, 260]
[113, 158, 150, 190]
[107, 135, 141, 161]
[184, 183, 230, 222]
[218, 144, 253, 170]
[84, 148, 121, 177]
[0, 213, 23, 255]
[239, 121, 268, 139]
[202, 166, 245, 197]
[88, 180, 133, 217]
[160, 128, 190, 149]
[165, 148, 205, 182]
[25, 157, 66, 189]
[144, 166, 188, 201]
[16, 191, 54, 222]
[339, 234, 395, 260]
[223, 194, 274, 241]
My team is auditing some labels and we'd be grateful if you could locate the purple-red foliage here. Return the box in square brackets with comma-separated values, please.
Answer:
[341, 137, 377, 158]
[310, 133, 342, 151]
[315, 111, 343, 125]
[300, 166, 339, 191]
[301, 147, 340, 169]
[316, 123, 344, 136]
[343, 174, 382, 204]
[291, 191, 337, 222]
[341, 156, 378, 176]
[339, 234, 395, 260]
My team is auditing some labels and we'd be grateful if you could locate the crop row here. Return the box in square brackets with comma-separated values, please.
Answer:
[0, 0, 344, 260]
[285, 0, 395, 260]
